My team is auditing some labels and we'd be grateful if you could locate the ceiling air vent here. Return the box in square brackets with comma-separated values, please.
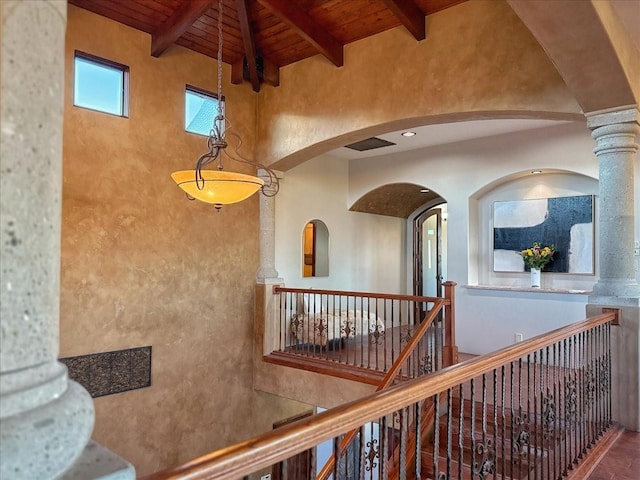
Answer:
[344, 137, 396, 152]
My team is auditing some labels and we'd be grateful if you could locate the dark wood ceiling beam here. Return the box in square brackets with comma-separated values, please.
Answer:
[257, 0, 344, 67]
[231, 57, 280, 87]
[382, 0, 425, 40]
[235, 0, 261, 92]
[151, 0, 214, 57]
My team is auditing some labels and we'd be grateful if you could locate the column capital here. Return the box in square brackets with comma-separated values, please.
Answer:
[586, 106, 639, 129]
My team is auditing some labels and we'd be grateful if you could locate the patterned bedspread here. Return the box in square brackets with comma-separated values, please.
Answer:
[289, 310, 385, 347]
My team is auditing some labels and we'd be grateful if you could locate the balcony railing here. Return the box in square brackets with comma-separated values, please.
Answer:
[144, 311, 616, 480]
[265, 283, 458, 383]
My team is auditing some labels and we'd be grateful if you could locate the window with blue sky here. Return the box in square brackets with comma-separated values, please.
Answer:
[73, 52, 128, 117]
[185, 86, 223, 136]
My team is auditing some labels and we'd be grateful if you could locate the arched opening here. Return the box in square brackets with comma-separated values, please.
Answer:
[302, 219, 329, 277]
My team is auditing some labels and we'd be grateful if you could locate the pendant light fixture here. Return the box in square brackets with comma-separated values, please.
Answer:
[171, 0, 278, 209]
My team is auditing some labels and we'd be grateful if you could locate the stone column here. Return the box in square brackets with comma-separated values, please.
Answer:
[587, 108, 640, 301]
[256, 170, 283, 284]
[0, 1, 95, 478]
[586, 107, 640, 432]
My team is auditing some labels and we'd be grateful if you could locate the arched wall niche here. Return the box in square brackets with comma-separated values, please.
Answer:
[302, 219, 329, 278]
[469, 169, 599, 289]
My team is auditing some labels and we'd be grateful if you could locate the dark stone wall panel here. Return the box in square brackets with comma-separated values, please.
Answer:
[60, 346, 152, 398]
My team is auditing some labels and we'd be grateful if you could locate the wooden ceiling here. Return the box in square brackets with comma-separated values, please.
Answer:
[69, 0, 467, 91]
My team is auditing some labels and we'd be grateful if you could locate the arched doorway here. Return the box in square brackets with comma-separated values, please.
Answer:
[413, 203, 447, 298]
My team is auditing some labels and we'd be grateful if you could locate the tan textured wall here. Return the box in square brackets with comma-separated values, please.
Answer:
[256, 0, 583, 171]
[60, 6, 308, 475]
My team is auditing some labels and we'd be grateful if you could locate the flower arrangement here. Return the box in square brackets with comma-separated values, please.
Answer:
[517, 242, 555, 270]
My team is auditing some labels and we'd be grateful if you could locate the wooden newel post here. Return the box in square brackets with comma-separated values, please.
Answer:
[443, 281, 458, 367]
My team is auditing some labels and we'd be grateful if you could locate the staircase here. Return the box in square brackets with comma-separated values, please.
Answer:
[142, 311, 618, 480]
[421, 397, 555, 479]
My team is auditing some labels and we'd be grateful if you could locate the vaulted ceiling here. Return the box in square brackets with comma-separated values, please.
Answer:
[68, 0, 467, 91]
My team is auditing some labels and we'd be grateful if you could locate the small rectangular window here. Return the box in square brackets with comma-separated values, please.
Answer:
[74, 51, 128, 117]
[185, 85, 224, 136]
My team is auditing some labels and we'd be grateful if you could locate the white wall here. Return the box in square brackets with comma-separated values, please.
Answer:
[276, 121, 639, 356]
[275, 155, 406, 294]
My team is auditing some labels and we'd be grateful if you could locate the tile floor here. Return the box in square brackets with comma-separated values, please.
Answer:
[587, 430, 640, 480]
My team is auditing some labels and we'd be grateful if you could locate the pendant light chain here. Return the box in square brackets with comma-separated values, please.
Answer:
[170, 0, 279, 206]
[217, 0, 223, 119]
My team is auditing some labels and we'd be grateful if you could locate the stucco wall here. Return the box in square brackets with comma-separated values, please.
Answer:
[60, 7, 308, 475]
[256, 0, 583, 171]
[274, 155, 406, 294]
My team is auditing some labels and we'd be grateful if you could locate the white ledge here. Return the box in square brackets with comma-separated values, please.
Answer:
[465, 284, 592, 295]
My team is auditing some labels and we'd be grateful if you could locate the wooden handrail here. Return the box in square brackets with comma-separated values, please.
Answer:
[273, 285, 451, 305]
[315, 299, 445, 480]
[143, 312, 615, 480]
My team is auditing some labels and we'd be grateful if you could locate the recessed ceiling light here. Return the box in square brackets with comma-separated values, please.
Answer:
[401, 131, 416, 137]
[420, 188, 430, 193]
[531, 170, 543, 174]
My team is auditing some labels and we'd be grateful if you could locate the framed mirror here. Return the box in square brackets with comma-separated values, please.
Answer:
[302, 219, 329, 277]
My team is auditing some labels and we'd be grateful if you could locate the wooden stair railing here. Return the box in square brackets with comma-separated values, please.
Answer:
[142, 312, 616, 480]
[315, 299, 445, 480]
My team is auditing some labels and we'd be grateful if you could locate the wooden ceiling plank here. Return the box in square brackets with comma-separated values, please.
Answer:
[381, 0, 425, 40]
[151, 0, 215, 57]
[257, 0, 344, 67]
[235, 0, 261, 92]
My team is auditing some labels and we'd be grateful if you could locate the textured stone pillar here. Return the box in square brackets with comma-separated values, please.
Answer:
[0, 1, 95, 478]
[256, 170, 283, 284]
[587, 108, 640, 301]
[586, 107, 640, 431]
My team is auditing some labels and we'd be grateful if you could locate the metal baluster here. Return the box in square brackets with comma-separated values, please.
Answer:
[280, 292, 286, 352]
[532, 351, 538, 480]
[562, 338, 568, 476]
[594, 325, 600, 440]
[510, 361, 515, 480]
[492, 369, 497, 479]
[458, 384, 463, 480]
[412, 401, 420, 480]
[606, 323, 612, 427]
[579, 331, 585, 458]
[595, 325, 600, 434]
[501, 365, 506, 480]
[390, 299, 396, 369]
[366, 297, 371, 371]
[545, 345, 550, 480]
[435, 310, 441, 373]
[553, 342, 558, 480]
[400, 407, 407, 480]
[586, 328, 592, 448]
[434, 393, 440, 480]
[471, 378, 476, 478]
[446, 388, 452, 479]
[380, 415, 388, 480]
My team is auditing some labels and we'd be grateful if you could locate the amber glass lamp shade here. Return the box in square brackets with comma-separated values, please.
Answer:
[171, 170, 264, 205]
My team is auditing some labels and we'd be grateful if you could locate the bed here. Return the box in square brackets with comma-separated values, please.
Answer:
[289, 309, 385, 348]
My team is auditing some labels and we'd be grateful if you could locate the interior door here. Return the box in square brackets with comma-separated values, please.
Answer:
[272, 411, 315, 480]
[413, 207, 443, 298]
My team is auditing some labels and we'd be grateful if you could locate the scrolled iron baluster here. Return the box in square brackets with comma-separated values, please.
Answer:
[513, 413, 530, 463]
[419, 353, 433, 375]
[472, 439, 496, 479]
[364, 438, 379, 473]
[542, 391, 556, 438]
